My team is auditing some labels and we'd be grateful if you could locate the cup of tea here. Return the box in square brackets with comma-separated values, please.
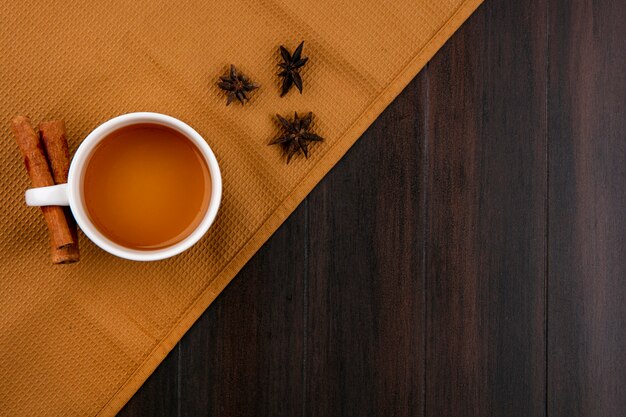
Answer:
[25, 112, 222, 261]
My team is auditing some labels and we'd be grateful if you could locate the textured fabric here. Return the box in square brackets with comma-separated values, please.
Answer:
[0, 0, 482, 415]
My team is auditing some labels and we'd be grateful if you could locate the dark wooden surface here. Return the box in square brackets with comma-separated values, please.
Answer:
[548, 1, 626, 416]
[119, 0, 626, 415]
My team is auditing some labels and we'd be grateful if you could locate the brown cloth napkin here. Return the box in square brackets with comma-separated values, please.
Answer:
[0, 0, 482, 415]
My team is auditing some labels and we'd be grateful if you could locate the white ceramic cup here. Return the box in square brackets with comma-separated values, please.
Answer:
[25, 112, 222, 261]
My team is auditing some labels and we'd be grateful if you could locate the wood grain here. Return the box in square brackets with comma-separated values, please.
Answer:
[423, 0, 547, 415]
[305, 75, 425, 416]
[547, 0, 626, 415]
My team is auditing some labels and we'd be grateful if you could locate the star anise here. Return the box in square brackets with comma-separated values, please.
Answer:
[270, 112, 324, 163]
[217, 65, 259, 105]
[278, 41, 308, 96]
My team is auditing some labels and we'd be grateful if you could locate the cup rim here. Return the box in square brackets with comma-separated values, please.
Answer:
[67, 112, 222, 261]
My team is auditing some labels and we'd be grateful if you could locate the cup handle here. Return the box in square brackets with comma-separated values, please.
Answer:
[25, 183, 70, 206]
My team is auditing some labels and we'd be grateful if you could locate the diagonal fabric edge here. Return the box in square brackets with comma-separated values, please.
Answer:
[97, 0, 484, 415]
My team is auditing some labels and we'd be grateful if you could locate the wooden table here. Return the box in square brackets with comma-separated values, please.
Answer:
[119, 0, 625, 415]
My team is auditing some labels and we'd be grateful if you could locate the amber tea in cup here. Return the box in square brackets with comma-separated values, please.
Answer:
[82, 123, 211, 250]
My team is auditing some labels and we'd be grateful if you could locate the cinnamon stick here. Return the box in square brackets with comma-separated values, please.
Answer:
[40, 120, 80, 263]
[39, 120, 70, 182]
[11, 116, 75, 258]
